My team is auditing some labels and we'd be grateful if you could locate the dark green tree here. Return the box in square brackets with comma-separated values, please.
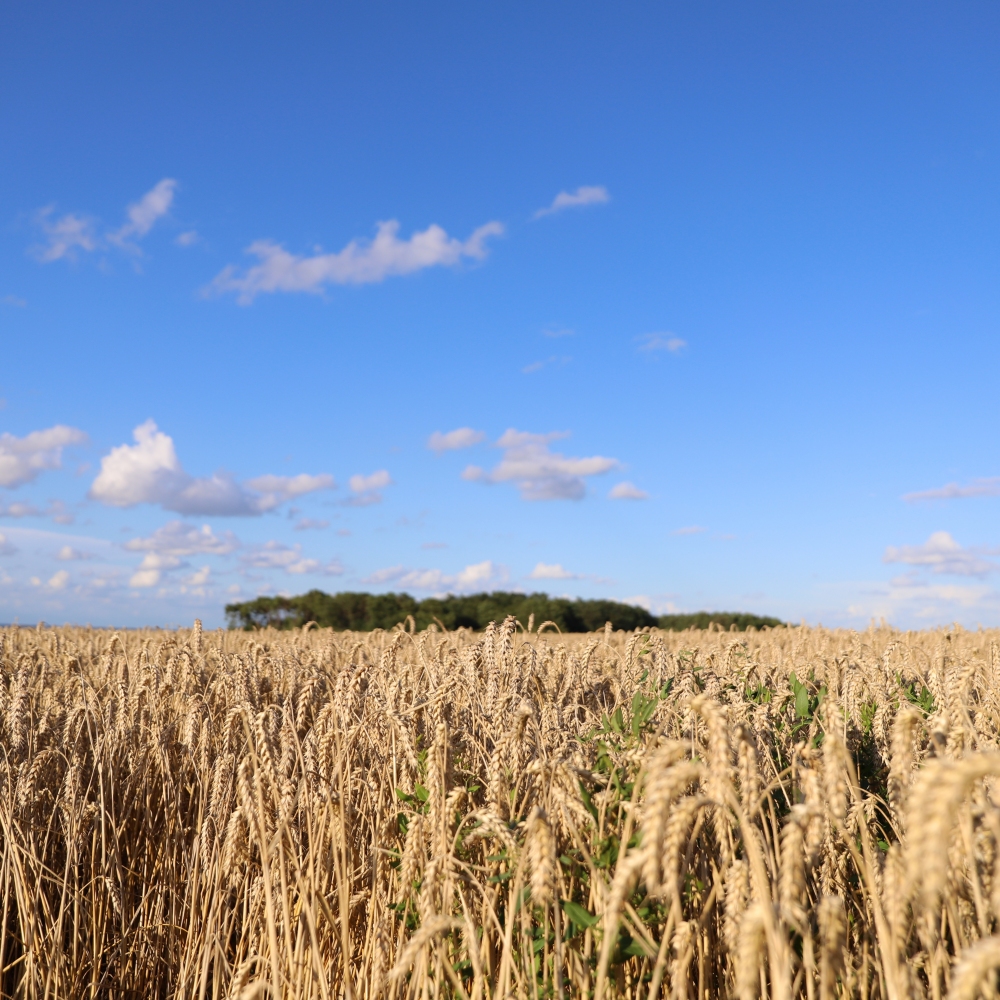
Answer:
[225, 591, 782, 633]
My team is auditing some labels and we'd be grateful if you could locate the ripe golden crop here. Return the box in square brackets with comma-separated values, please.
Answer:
[1, 619, 999, 999]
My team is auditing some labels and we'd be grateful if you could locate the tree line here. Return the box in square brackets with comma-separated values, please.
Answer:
[224, 590, 783, 633]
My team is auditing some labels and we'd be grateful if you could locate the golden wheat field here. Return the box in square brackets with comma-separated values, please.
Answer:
[3, 619, 1000, 1000]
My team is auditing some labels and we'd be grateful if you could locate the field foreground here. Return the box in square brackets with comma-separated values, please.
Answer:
[2, 621, 1000, 999]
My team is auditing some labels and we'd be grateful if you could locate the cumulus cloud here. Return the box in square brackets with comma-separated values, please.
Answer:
[244, 473, 337, 509]
[0, 499, 75, 523]
[294, 517, 329, 531]
[125, 521, 240, 596]
[0, 425, 88, 488]
[637, 333, 686, 354]
[363, 559, 505, 593]
[32, 209, 99, 262]
[847, 572, 999, 625]
[428, 428, 485, 452]
[47, 569, 70, 590]
[0, 502, 38, 518]
[48, 500, 75, 524]
[609, 481, 649, 501]
[346, 469, 391, 506]
[529, 562, 576, 580]
[123, 522, 239, 588]
[182, 566, 211, 588]
[462, 429, 618, 501]
[534, 186, 609, 218]
[3, 295, 27, 308]
[176, 230, 199, 247]
[90, 420, 335, 515]
[125, 520, 241, 557]
[903, 477, 1000, 502]
[242, 541, 343, 576]
[57, 545, 92, 561]
[33, 179, 177, 263]
[883, 531, 997, 577]
[672, 525, 706, 536]
[207, 219, 505, 304]
[130, 552, 182, 588]
[0, 533, 16, 556]
[108, 179, 177, 251]
[622, 594, 681, 614]
[522, 356, 570, 375]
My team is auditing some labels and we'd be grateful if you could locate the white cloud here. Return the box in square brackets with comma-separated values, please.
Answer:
[522, 356, 570, 375]
[47, 569, 70, 590]
[529, 562, 576, 580]
[3, 295, 27, 308]
[883, 531, 997, 577]
[207, 219, 505, 304]
[56, 545, 92, 561]
[90, 420, 188, 507]
[130, 552, 183, 588]
[244, 473, 337, 510]
[672, 525, 706, 536]
[125, 520, 240, 557]
[534, 186, 610, 218]
[32, 208, 99, 262]
[626, 595, 681, 614]
[428, 428, 485, 452]
[347, 469, 391, 506]
[462, 429, 618, 501]
[610, 481, 649, 501]
[623, 594, 652, 611]
[242, 541, 343, 576]
[364, 559, 505, 593]
[90, 420, 335, 516]
[888, 577, 994, 609]
[108, 179, 177, 250]
[0, 425, 88, 488]
[47, 500, 75, 525]
[175, 230, 199, 247]
[34, 180, 177, 263]
[637, 333, 686, 354]
[845, 573, 999, 625]
[0, 533, 16, 556]
[294, 517, 329, 531]
[903, 477, 1000, 502]
[183, 566, 211, 587]
[0, 499, 75, 523]
[0, 502, 39, 518]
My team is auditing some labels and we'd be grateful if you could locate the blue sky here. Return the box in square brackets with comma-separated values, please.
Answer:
[2, 2, 1000, 628]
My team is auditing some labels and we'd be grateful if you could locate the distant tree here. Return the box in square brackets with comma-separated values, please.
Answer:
[225, 591, 782, 633]
[656, 611, 784, 631]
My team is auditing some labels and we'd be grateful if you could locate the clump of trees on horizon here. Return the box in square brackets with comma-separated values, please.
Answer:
[224, 589, 783, 633]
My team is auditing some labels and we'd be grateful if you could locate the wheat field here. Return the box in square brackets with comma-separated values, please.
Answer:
[2, 619, 1000, 1000]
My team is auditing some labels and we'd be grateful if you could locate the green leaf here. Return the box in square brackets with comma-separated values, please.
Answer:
[413, 784, 429, 803]
[610, 706, 624, 734]
[795, 684, 810, 719]
[562, 900, 599, 929]
[624, 938, 653, 958]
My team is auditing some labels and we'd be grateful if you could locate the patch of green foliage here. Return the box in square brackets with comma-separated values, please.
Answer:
[225, 589, 784, 633]
[657, 611, 784, 631]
